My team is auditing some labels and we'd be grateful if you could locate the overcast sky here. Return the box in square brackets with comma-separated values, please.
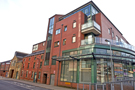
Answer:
[0, 0, 135, 62]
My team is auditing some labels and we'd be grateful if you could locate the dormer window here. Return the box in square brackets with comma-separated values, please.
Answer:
[33, 45, 38, 51]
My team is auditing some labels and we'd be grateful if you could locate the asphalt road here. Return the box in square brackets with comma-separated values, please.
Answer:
[0, 80, 50, 90]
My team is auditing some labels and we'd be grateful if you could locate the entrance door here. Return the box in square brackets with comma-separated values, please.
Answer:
[50, 74, 55, 85]
[16, 71, 18, 79]
[43, 74, 47, 84]
[11, 70, 14, 78]
[33, 72, 37, 82]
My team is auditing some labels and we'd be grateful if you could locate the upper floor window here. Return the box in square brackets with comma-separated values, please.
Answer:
[34, 57, 36, 60]
[73, 22, 76, 28]
[72, 36, 76, 43]
[116, 36, 119, 41]
[27, 63, 30, 69]
[33, 45, 38, 51]
[63, 39, 66, 45]
[64, 26, 67, 31]
[56, 29, 60, 35]
[108, 29, 110, 34]
[40, 62, 42, 68]
[41, 55, 43, 59]
[54, 41, 59, 47]
[33, 62, 35, 69]
[29, 58, 31, 61]
[43, 42, 45, 46]
[112, 32, 114, 37]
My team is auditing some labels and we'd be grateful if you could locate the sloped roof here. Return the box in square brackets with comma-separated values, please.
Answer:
[25, 50, 44, 57]
[15, 51, 28, 59]
[0, 60, 11, 63]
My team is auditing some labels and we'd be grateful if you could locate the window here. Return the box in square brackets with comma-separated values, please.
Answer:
[64, 26, 67, 31]
[40, 62, 42, 68]
[108, 29, 110, 34]
[38, 72, 41, 79]
[84, 8, 88, 14]
[27, 63, 30, 69]
[44, 60, 49, 65]
[43, 42, 45, 46]
[54, 41, 59, 47]
[52, 56, 56, 65]
[33, 45, 38, 51]
[34, 57, 36, 60]
[63, 39, 66, 45]
[112, 32, 114, 37]
[41, 55, 43, 59]
[72, 36, 76, 43]
[33, 62, 35, 69]
[29, 58, 31, 61]
[21, 71, 23, 77]
[31, 71, 33, 78]
[56, 29, 61, 35]
[26, 71, 28, 77]
[116, 36, 119, 42]
[73, 22, 76, 28]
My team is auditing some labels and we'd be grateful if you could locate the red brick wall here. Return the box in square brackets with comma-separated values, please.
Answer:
[98, 13, 129, 43]
[20, 54, 44, 83]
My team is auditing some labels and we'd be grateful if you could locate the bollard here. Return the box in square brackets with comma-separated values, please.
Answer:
[102, 83, 104, 90]
[89, 83, 91, 90]
[83, 83, 84, 90]
[134, 81, 135, 90]
[121, 81, 123, 90]
[77, 83, 78, 90]
[96, 84, 97, 90]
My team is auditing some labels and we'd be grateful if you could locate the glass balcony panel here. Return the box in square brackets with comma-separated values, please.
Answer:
[81, 37, 135, 51]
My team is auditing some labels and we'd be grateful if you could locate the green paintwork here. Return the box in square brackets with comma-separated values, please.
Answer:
[91, 59, 97, 83]
[76, 60, 80, 83]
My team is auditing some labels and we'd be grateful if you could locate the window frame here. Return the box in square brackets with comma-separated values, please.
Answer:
[56, 29, 61, 35]
[54, 41, 59, 47]
[73, 22, 76, 28]
[72, 36, 76, 43]
[63, 39, 66, 45]
[64, 26, 67, 32]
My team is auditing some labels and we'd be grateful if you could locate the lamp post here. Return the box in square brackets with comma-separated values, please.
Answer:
[105, 39, 114, 82]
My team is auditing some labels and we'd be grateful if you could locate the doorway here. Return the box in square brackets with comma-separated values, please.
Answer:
[43, 74, 47, 84]
[50, 74, 55, 85]
[16, 71, 18, 79]
[33, 72, 37, 83]
[10, 70, 14, 78]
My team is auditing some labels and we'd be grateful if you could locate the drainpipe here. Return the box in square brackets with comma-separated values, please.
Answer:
[57, 24, 63, 86]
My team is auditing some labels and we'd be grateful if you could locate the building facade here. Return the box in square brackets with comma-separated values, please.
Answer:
[0, 60, 11, 77]
[8, 51, 28, 79]
[20, 41, 45, 83]
[41, 1, 135, 88]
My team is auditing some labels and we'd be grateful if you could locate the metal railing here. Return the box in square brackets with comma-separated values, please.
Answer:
[77, 79, 135, 90]
[81, 20, 101, 31]
[81, 37, 135, 51]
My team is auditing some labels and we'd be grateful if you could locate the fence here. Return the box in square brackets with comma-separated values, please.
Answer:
[77, 79, 135, 90]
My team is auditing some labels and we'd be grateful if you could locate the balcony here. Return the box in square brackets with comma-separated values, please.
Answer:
[81, 20, 101, 35]
[81, 37, 135, 51]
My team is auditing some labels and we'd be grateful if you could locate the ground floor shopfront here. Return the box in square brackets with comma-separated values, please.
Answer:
[54, 44, 135, 88]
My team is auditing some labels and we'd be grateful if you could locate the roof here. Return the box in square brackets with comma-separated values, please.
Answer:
[59, 1, 123, 35]
[15, 51, 29, 59]
[25, 50, 44, 57]
[33, 40, 46, 46]
[0, 60, 11, 63]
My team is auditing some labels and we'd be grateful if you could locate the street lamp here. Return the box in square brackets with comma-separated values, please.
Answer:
[105, 39, 114, 82]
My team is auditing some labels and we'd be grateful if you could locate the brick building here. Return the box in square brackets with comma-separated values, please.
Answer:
[41, 0, 135, 88]
[8, 51, 28, 79]
[0, 60, 11, 77]
[20, 41, 45, 83]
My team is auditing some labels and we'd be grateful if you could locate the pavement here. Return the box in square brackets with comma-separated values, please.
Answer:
[0, 76, 75, 90]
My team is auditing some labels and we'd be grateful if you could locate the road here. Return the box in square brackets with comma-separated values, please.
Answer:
[0, 80, 50, 90]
